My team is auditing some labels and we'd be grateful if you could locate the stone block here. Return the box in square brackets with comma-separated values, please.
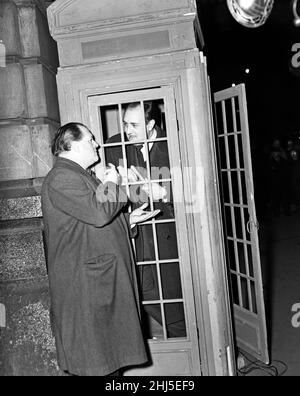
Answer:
[36, 5, 59, 70]
[0, 124, 33, 181]
[31, 123, 55, 177]
[0, 123, 55, 181]
[42, 67, 60, 122]
[23, 64, 47, 118]
[0, 63, 27, 119]
[0, 292, 64, 376]
[23, 64, 59, 120]
[0, 229, 47, 282]
[0, 1, 22, 57]
[18, 4, 40, 58]
[0, 178, 43, 199]
[0, 196, 42, 221]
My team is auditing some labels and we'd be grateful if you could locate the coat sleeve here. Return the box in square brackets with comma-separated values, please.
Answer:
[48, 169, 127, 227]
[124, 212, 138, 238]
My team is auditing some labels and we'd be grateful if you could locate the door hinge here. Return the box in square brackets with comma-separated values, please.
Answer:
[0, 303, 6, 328]
[226, 346, 235, 376]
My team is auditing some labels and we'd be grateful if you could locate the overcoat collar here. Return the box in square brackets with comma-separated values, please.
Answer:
[54, 157, 100, 186]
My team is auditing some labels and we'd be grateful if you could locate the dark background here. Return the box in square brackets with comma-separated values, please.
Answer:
[197, 0, 300, 146]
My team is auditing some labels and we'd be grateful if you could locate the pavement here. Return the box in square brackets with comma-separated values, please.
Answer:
[241, 211, 300, 376]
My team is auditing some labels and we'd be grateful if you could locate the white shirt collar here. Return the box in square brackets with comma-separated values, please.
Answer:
[140, 129, 157, 162]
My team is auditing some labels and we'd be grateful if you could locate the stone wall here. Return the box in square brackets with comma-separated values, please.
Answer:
[0, 0, 61, 376]
[0, 0, 60, 182]
[0, 179, 63, 376]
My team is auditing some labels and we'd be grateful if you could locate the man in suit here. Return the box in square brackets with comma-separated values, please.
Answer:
[42, 122, 155, 376]
[106, 102, 186, 338]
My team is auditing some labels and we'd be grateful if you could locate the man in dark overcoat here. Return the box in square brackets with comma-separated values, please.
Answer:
[105, 102, 186, 338]
[42, 122, 153, 376]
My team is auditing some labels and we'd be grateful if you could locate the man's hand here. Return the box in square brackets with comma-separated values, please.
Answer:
[129, 203, 160, 227]
[141, 183, 168, 202]
[94, 165, 106, 183]
[117, 166, 139, 184]
[102, 164, 120, 185]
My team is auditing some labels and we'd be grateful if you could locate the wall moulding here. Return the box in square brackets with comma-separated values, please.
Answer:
[47, 0, 199, 39]
[5, 54, 57, 75]
[19, 56, 58, 75]
[57, 49, 201, 80]
[47, 0, 203, 66]
[0, 117, 60, 128]
[12, 0, 47, 13]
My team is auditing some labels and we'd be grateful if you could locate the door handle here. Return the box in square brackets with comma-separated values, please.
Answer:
[256, 220, 260, 231]
[247, 220, 251, 234]
[247, 219, 260, 234]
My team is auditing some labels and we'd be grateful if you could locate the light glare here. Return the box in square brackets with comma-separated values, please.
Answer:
[239, 0, 255, 10]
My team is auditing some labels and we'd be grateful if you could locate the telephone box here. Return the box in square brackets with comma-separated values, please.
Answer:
[47, 0, 235, 376]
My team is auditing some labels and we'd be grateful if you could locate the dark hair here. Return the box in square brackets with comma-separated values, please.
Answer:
[51, 123, 86, 156]
[126, 101, 161, 124]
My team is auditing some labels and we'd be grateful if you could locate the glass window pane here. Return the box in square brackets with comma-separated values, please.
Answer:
[228, 135, 237, 169]
[241, 277, 250, 310]
[125, 144, 148, 170]
[243, 208, 251, 242]
[165, 303, 186, 338]
[148, 141, 170, 181]
[231, 171, 240, 204]
[227, 239, 237, 271]
[237, 133, 244, 169]
[248, 245, 254, 278]
[218, 136, 227, 170]
[230, 273, 240, 306]
[103, 145, 123, 168]
[251, 281, 258, 314]
[237, 242, 247, 275]
[153, 185, 174, 220]
[135, 225, 156, 262]
[215, 101, 224, 135]
[156, 222, 179, 260]
[225, 99, 234, 134]
[221, 171, 230, 203]
[225, 206, 233, 238]
[235, 207, 244, 240]
[240, 171, 248, 204]
[138, 264, 159, 301]
[142, 304, 163, 340]
[160, 262, 183, 300]
[234, 96, 241, 132]
[99, 104, 121, 143]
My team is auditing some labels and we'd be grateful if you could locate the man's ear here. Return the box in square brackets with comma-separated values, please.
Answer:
[146, 119, 155, 134]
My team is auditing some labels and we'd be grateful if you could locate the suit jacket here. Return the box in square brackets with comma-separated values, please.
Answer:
[41, 157, 147, 376]
[106, 129, 183, 323]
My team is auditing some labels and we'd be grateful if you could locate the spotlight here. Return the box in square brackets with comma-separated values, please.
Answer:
[227, 0, 274, 28]
[293, 0, 300, 27]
